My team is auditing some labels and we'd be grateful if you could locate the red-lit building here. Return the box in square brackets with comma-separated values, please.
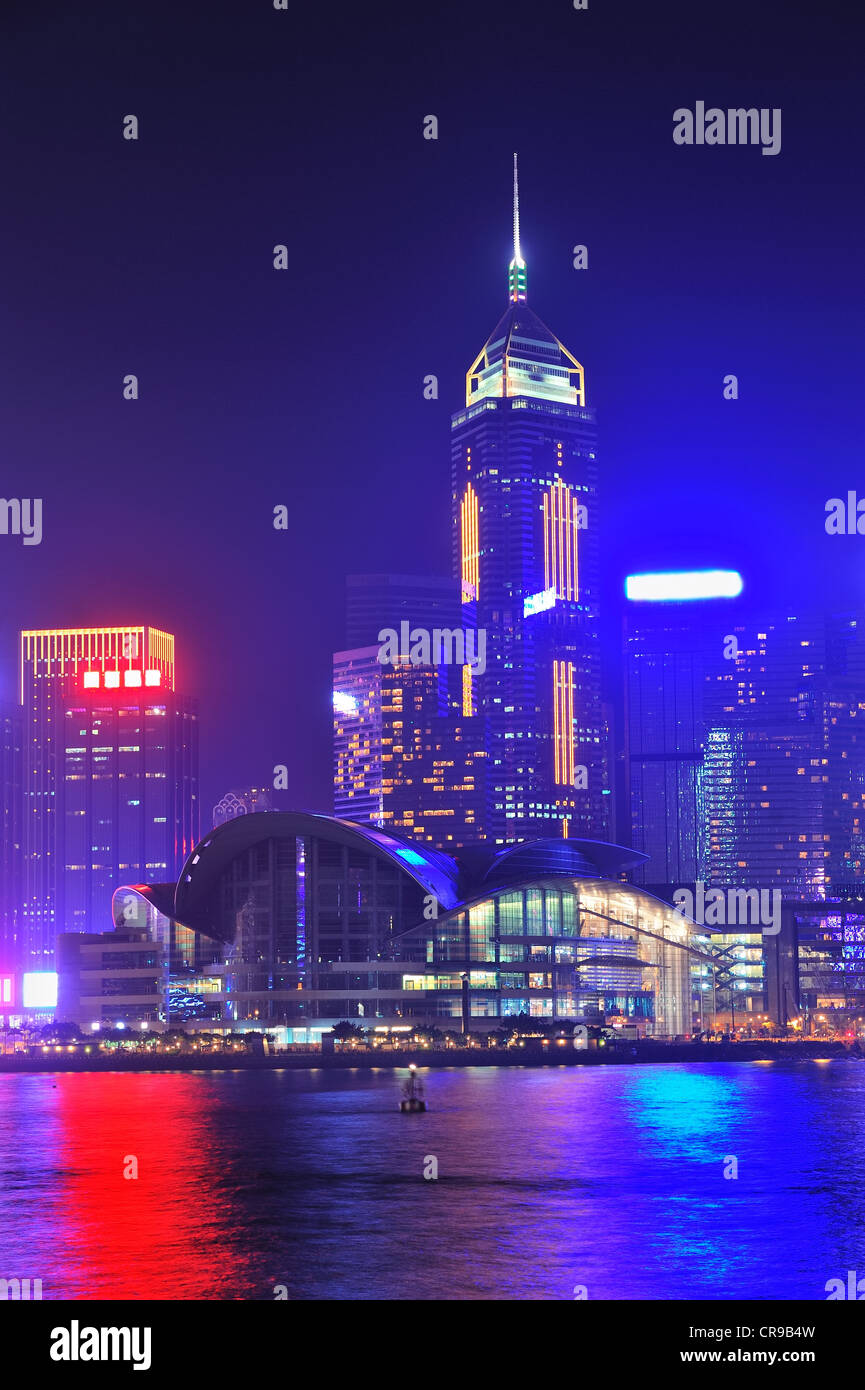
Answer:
[1, 701, 23, 969]
[18, 626, 199, 968]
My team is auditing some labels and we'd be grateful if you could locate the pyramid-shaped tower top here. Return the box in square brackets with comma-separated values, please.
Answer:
[466, 155, 585, 409]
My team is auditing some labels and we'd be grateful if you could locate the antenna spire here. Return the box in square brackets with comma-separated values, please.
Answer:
[508, 153, 527, 303]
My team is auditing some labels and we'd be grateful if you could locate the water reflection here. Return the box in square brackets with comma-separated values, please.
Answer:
[1, 1062, 864, 1300]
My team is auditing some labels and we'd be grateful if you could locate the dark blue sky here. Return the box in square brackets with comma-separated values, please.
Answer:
[2, 0, 863, 816]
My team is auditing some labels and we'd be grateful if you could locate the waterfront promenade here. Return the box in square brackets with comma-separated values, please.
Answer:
[0, 1039, 858, 1073]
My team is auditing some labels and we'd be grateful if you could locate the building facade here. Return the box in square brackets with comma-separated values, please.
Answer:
[626, 599, 865, 1022]
[18, 626, 198, 965]
[450, 157, 609, 845]
[333, 642, 489, 848]
[0, 703, 23, 968]
[56, 922, 166, 1031]
[115, 811, 703, 1037]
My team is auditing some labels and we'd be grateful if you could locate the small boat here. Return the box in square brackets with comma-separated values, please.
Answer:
[399, 1064, 426, 1112]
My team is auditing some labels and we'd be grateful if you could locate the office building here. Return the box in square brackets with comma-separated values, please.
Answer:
[19, 626, 198, 964]
[0, 703, 23, 968]
[450, 157, 609, 843]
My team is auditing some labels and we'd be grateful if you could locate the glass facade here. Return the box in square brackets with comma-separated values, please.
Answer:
[396, 880, 697, 1036]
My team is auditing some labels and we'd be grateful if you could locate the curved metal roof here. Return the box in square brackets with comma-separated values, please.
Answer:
[113, 812, 653, 945]
[165, 811, 462, 939]
[472, 836, 646, 893]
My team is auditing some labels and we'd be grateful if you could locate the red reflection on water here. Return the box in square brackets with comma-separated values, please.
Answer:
[48, 1072, 240, 1299]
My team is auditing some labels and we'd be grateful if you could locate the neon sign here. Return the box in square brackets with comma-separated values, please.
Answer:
[80, 669, 162, 691]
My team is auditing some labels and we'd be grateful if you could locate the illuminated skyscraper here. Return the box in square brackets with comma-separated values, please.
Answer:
[625, 586, 741, 886]
[626, 596, 865, 894]
[334, 574, 488, 847]
[378, 657, 489, 849]
[0, 702, 23, 967]
[333, 646, 385, 824]
[333, 644, 489, 847]
[450, 156, 609, 843]
[699, 611, 865, 898]
[18, 626, 198, 964]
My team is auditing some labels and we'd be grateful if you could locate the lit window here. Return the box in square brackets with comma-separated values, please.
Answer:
[83, 671, 100, 689]
[124, 670, 142, 687]
[104, 671, 120, 689]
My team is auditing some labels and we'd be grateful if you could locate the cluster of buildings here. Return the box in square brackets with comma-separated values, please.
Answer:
[2, 162, 864, 1044]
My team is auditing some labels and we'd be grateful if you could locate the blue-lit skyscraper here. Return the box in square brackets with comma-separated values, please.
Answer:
[450, 156, 609, 844]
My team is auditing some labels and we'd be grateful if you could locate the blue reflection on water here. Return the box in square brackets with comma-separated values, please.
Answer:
[1, 1061, 864, 1300]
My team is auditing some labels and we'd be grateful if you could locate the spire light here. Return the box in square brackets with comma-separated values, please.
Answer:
[508, 152, 527, 303]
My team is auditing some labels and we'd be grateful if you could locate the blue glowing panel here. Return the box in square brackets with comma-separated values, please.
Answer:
[395, 847, 427, 867]
[625, 570, 743, 602]
[523, 586, 557, 617]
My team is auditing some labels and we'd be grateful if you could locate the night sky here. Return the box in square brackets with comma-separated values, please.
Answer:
[2, 0, 863, 818]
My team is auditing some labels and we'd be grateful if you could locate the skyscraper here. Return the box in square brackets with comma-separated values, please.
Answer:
[333, 645, 384, 824]
[334, 573, 489, 847]
[333, 642, 489, 847]
[699, 611, 865, 898]
[0, 702, 23, 968]
[19, 626, 199, 963]
[625, 590, 740, 886]
[450, 156, 608, 844]
[344, 574, 462, 650]
[626, 596, 865, 1022]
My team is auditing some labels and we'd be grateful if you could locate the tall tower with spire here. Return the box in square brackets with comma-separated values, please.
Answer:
[450, 155, 609, 844]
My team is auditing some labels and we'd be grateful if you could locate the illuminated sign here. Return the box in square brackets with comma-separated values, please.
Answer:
[523, 586, 556, 617]
[22, 972, 58, 1009]
[80, 668, 162, 692]
[333, 691, 359, 717]
[20, 628, 176, 698]
[625, 570, 744, 602]
[0, 976, 13, 1007]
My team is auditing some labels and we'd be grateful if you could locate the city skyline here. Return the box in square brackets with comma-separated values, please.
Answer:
[3, 0, 865, 1328]
[4, 0, 864, 825]
[4, 158, 865, 916]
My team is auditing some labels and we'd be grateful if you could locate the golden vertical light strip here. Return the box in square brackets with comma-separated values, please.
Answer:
[460, 483, 479, 601]
[553, 659, 576, 786]
[545, 492, 553, 589]
[556, 658, 561, 783]
[566, 660, 575, 783]
[559, 483, 567, 597]
[462, 663, 472, 717]
[564, 483, 573, 598]
[545, 479, 580, 601]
